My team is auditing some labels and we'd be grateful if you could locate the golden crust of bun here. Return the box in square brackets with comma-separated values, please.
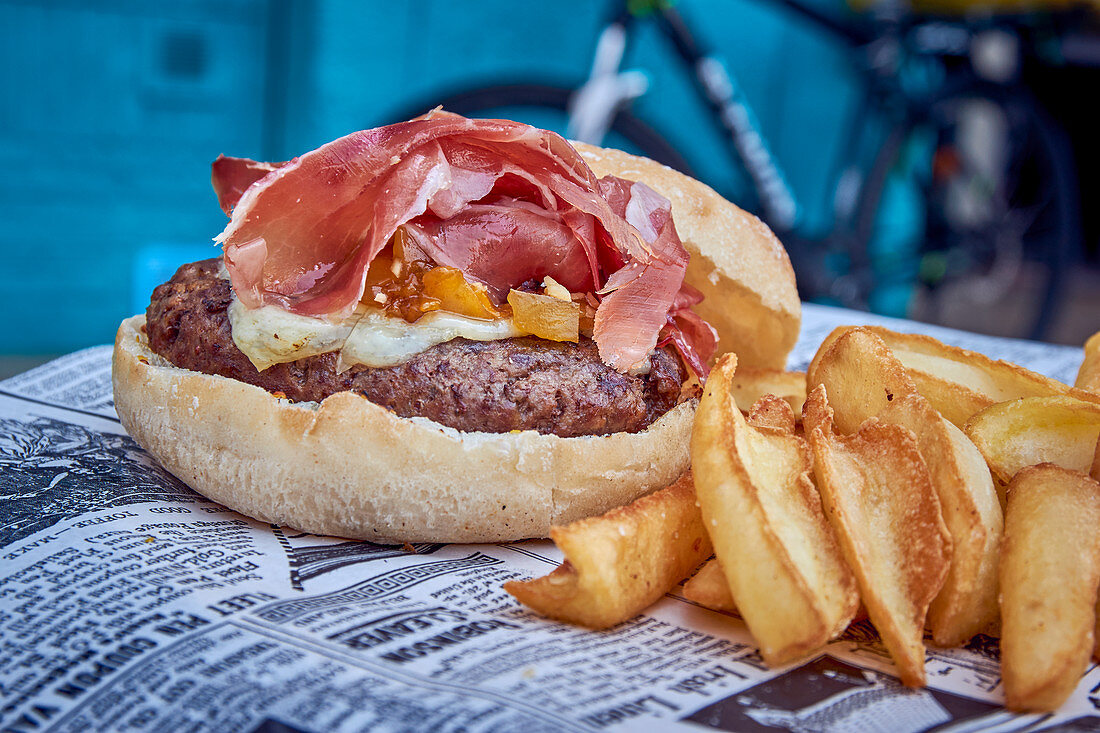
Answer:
[575, 142, 801, 369]
[112, 141, 799, 542]
[113, 315, 694, 543]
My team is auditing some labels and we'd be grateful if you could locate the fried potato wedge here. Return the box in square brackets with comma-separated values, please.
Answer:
[682, 558, 737, 613]
[504, 472, 712, 629]
[963, 396, 1100, 486]
[682, 394, 801, 619]
[804, 386, 951, 687]
[1093, 436, 1100, 483]
[808, 327, 1002, 646]
[810, 325, 1100, 429]
[729, 367, 807, 416]
[693, 354, 859, 665]
[747, 393, 798, 434]
[999, 464, 1100, 712]
[1077, 331, 1100, 393]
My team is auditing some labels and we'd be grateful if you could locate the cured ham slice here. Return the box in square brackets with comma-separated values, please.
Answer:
[211, 155, 284, 215]
[403, 199, 595, 298]
[213, 111, 706, 373]
[592, 175, 692, 370]
[661, 282, 718, 378]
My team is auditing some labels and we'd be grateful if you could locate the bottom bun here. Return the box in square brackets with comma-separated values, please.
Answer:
[112, 315, 694, 543]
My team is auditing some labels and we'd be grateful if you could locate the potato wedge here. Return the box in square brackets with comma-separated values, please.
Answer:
[999, 464, 1100, 712]
[747, 393, 798, 434]
[693, 354, 859, 665]
[808, 327, 1002, 646]
[1077, 330, 1100, 393]
[1093, 435, 1100, 483]
[963, 396, 1100, 486]
[810, 325, 1100, 429]
[804, 386, 951, 687]
[682, 558, 737, 613]
[682, 560, 877, 623]
[504, 472, 712, 629]
[729, 367, 807, 416]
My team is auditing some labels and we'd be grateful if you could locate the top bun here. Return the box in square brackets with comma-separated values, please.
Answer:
[575, 142, 800, 370]
[113, 140, 800, 543]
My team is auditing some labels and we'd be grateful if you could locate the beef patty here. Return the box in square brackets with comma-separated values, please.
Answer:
[145, 259, 686, 437]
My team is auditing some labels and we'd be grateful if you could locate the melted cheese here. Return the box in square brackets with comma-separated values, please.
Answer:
[228, 298, 360, 370]
[229, 297, 523, 371]
[339, 310, 522, 368]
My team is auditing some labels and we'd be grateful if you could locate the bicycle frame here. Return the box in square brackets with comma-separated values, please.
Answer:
[571, 1, 808, 232]
[576, 0, 898, 236]
[654, 5, 804, 231]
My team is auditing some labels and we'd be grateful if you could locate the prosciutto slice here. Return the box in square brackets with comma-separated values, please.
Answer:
[402, 199, 595, 298]
[592, 176, 693, 370]
[659, 282, 718, 378]
[213, 111, 706, 372]
[211, 155, 285, 216]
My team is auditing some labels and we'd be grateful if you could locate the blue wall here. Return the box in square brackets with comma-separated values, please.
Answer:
[0, 0, 860, 355]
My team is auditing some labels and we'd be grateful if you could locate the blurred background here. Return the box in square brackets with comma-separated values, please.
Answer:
[2, 0, 1099, 378]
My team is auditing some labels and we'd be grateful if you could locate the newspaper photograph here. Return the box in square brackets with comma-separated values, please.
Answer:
[2, 304, 1098, 732]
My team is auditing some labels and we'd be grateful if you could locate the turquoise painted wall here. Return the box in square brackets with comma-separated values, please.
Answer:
[0, 0, 860, 355]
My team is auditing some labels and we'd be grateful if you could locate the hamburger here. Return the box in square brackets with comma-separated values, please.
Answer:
[112, 111, 799, 543]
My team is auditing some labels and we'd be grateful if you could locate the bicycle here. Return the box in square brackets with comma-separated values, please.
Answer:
[387, 0, 1082, 341]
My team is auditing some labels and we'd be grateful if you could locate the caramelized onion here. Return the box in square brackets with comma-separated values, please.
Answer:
[508, 289, 580, 343]
[362, 248, 440, 323]
[422, 267, 503, 320]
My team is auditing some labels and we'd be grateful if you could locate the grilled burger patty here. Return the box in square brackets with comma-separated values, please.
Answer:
[145, 259, 686, 437]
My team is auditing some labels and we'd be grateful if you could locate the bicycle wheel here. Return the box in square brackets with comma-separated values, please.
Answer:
[390, 83, 697, 179]
[854, 84, 1080, 341]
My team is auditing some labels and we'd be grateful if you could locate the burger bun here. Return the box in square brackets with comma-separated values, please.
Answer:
[112, 141, 800, 542]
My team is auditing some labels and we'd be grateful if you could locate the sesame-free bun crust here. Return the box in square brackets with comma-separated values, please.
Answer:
[114, 315, 693, 543]
[576, 142, 800, 369]
[113, 142, 798, 543]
